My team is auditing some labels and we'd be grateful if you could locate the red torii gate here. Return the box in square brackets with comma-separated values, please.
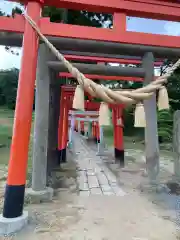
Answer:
[0, 0, 180, 233]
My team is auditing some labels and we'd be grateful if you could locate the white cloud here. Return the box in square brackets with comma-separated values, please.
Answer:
[0, 2, 22, 69]
[164, 21, 180, 36]
[0, 46, 21, 70]
[0, 1, 22, 15]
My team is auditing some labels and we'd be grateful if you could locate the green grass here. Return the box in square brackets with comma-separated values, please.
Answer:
[0, 107, 34, 168]
[103, 125, 114, 146]
[103, 124, 174, 162]
[104, 125, 145, 149]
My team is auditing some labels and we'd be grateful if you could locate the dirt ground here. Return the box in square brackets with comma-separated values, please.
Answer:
[0, 139, 180, 240]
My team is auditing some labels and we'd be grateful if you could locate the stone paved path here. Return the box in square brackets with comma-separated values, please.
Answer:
[74, 132, 126, 197]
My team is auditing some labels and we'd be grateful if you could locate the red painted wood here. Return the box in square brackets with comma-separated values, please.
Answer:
[113, 106, 124, 151]
[62, 99, 69, 149]
[0, 14, 24, 32]
[113, 13, 126, 32]
[58, 92, 65, 150]
[37, 0, 180, 21]
[40, 19, 180, 48]
[7, 2, 41, 185]
[116, 107, 124, 150]
[59, 73, 144, 81]
[64, 54, 163, 66]
[0, 14, 179, 49]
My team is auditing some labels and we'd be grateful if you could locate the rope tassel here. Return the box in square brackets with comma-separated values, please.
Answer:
[73, 85, 84, 111]
[134, 103, 146, 128]
[99, 102, 110, 126]
[158, 86, 169, 110]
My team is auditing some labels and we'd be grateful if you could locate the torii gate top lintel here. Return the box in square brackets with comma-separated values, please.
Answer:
[1, 0, 180, 51]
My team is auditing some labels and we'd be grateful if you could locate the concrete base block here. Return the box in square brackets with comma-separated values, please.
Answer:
[0, 211, 28, 236]
[25, 187, 53, 204]
[96, 143, 105, 156]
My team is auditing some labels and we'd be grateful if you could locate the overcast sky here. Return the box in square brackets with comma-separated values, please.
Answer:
[0, 1, 180, 70]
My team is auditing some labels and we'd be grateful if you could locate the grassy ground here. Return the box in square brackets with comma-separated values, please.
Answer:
[103, 124, 173, 158]
[0, 107, 173, 168]
[0, 107, 34, 168]
[103, 125, 144, 149]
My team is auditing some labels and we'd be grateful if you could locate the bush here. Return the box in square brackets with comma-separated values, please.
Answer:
[157, 109, 173, 142]
[0, 68, 19, 109]
[0, 125, 12, 147]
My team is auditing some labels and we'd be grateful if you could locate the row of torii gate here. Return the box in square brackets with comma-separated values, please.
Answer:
[59, 85, 124, 162]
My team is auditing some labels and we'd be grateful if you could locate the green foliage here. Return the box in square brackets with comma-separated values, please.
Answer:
[0, 10, 5, 16]
[0, 125, 12, 147]
[167, 67, 180, 111]
[42, 7, 112, 27]
[157, 109, 173, 142]
[0, 68, 19, 109]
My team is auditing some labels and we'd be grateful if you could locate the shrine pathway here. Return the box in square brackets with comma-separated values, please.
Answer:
[74, 132, 126, 197]
[14, 132, 178, 240]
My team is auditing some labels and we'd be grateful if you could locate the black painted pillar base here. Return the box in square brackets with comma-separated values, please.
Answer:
[3, 184, 25, 218]
[114, 148, 125, 167]
[58, 148, 67, 164]
[81, 131, 85, 135]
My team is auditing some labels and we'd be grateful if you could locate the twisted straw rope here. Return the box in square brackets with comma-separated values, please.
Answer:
[23, 13, 180, 105]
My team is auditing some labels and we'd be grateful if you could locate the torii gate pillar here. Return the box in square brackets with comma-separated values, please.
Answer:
[0, 1, 41, 235]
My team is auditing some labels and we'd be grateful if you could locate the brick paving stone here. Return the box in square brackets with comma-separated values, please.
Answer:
[79, 181, 89, 191]
[109, 182, 119, 187]
[88, 175, 99, 188]
[101, 185, 113, 192]
[105, 173, 117, 183]
[79, 190, 90, 197]
[97, 173, 109, 185]
[74, 132, 126, 197]
[94, 167, 102, 174]
[90, 188, 102, 195]
[103, 191, 114, 196]
[77, 172, 88, 184]
[87, 170, 95, 176]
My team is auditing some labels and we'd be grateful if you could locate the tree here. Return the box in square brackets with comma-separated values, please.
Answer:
[167, 67, 180, 111]
[0, 10, 5, 16]
[0, 68, 19, 109]
[157, 109, 173, 143]
[42, 7, 112, 27]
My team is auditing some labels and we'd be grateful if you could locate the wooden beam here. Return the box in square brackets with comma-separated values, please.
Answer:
[68, 117, 99, 122]
[62, 50, 163, 61]
[48, 62, 145, 77]
[69, 110, 99, 115]
[38, 0, 180, 21]
[143, 52, 160, 182]
[0, 15, 180, 52]
[0, 15, 25, 33]
[64, 54, 163, 66]
[59, 73, 144, 81]
[47, 33, 180, 57]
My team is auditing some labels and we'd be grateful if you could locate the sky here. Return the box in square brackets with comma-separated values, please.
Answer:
[0, 1, 180, 70]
